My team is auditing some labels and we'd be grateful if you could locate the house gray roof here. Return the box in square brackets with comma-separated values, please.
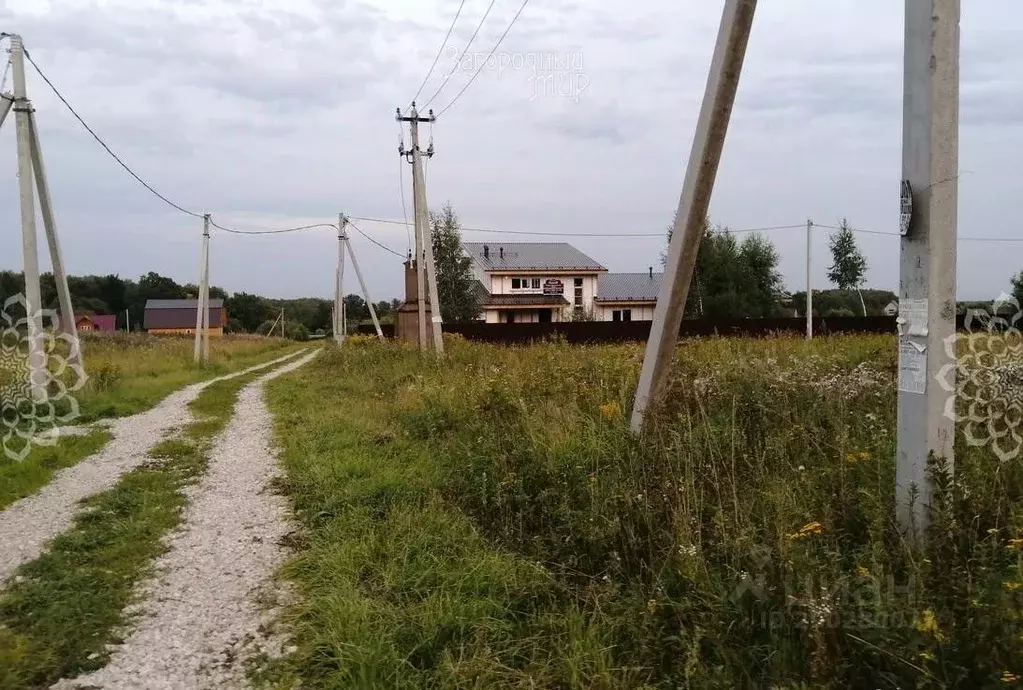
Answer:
[463, 242, 605, 272]
[145, 299, 225, 310]
[596, 272, 662, 303]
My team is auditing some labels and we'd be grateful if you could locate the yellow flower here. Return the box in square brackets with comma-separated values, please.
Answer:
[919, 651, 936, 662]
[646, 599, 658, 614]
[1002, 671, 1019, 683]
[599, 402, 621, 419]
[1005, 581, 1022, 592]
[786, 521, 825, 540]
[1007, 538, 1023, 551]
[915, 609, 945, 642]
[856, 566, 870, 578]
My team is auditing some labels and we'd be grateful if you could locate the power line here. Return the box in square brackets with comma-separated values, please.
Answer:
[410, 0, 468, 105]
[347, 219, 407, 259]
[348, 216, 805, 238]
[435, 0, 532, 118]
[210, 220, 339, 235]
[421, 0, 498, 109]
[23, 48, 206, 219]
[817, 223, 1023, 242]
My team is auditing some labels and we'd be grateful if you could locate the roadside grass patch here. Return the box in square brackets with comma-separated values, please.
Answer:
[0, 350, 299, 689]
[265, 336, 1023, 688]
[0, 431, 111, 511]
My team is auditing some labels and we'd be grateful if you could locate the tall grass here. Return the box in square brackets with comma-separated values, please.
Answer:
[267, 335, 1023, 688]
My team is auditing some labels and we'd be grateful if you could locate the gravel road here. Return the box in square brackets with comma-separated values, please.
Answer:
[55, 349, 319, 690]
[0, 350, 304, 585]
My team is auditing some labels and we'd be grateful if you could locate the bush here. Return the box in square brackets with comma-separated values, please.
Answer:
[289, 324, 310, 342]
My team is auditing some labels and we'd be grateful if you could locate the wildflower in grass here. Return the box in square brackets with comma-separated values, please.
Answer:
[599, 402, 621, 419]
[919, 651, 936, 662]
[916, 609, 945, 642]
[856, 566, 870, 578]
[786, 521, 824, 540]
[1005, 581, 1022, 592]
[1007, 538, 1023, 550]
[1002, 671, 1019, 683]
[646, 599, 658, 614]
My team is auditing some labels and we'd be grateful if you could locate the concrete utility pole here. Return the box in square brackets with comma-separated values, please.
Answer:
[11, 34, 45, 399]
[806, 218, 813, 339]
[340, 215, 385, 340]
[4, 34, 83, 391]
[193, 215, 211, 364]
[896, 0, 960, 535]
[398, 103, 444, 354]
[335, 213, 346, 345]
[630, 0, 757, 433]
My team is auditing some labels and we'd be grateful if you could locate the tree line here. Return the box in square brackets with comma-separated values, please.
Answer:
[0, 270, 401, 338]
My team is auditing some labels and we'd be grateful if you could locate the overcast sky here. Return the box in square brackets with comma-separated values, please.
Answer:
[0, 0, 1019, 302]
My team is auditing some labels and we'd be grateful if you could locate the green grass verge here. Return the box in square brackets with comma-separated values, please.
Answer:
[263, 337, 1023, 689]
[0, 431, 112, 511]
[0, 351, 296, 689]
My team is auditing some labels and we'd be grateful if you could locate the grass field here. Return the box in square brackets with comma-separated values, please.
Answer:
[0, 334, 303, 511]
[265, 334, 1023, 688]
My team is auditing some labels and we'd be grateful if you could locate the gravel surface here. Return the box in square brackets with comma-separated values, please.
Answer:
[55, 349, 319, 690]
[0, 351, 304, 585]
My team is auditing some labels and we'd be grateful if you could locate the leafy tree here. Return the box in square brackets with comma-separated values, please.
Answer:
[827, 219, 868, 315]
[430, 203, 482, 322]
[289, 323, 310, 341]
[1012, 271, 1023, 307]
[225, 292, 270, 333]
[663, 221, 785, 319]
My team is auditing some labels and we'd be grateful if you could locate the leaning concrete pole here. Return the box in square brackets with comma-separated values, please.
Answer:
[896, 0, 960, 535]
[10, 34, 45, 401]
[28, 109, 83, 370]
[630, 0, 757, 433]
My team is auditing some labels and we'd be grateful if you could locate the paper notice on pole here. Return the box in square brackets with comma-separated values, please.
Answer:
[898, 340, 927, 394]
[900, 298, 929, 336]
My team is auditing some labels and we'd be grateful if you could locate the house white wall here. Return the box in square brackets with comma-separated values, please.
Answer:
[489, 272, 600, 315]
[596, 303, 656, 321]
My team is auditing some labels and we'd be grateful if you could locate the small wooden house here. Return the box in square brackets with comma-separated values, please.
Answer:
[144, 299, 226, 336]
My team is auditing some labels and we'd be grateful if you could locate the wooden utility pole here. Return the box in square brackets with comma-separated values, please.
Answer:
[896, 0, 960, 535]
[5, 33, 83, 391]
[193, 214, 210, 364]
[630, 0, 757, 433]
[397, 103, 443, 354]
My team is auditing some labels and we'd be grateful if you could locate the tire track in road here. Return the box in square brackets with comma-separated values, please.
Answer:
[55, 349, 318, 690]
[0, 350, 305, 585]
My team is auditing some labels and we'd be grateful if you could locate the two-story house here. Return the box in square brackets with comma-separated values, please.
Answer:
[463, 242, 607, 323]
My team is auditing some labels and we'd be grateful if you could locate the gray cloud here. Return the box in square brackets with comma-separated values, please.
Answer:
[0, 0, 1020, 306]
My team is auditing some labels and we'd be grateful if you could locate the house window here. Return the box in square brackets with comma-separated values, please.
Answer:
[574, 278, 583, 287]
[531, 278, 541, 289]
[622, 309, 632, 322]
[574, 287, 583, 307]
[612, 310, 621, 322]
[505, 311, 515, 323]
[511, 278, 521, 290]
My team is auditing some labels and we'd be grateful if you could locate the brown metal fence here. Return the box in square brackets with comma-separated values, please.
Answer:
[355, 316, 926, 344]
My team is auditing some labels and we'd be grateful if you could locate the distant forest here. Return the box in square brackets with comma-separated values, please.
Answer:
[0, 270, 399, 335]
